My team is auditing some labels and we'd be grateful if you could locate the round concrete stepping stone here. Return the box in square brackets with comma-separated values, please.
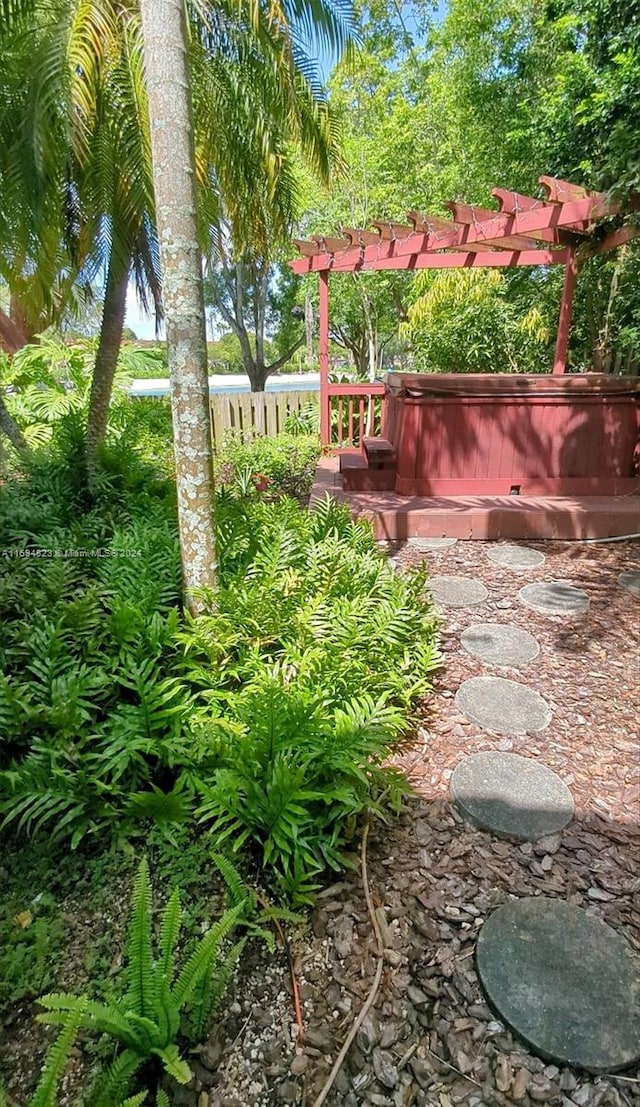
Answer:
[461, 623, 540, 667]
[408, 537, 458, 550]
[450, 752, 573, 840]
[519, 580, 589, 616]
[618, 570, 640, 598]
[428, 576, 488, 608]
[477, 897, 640, 1072]
[455, 676, 552, 734]
[487, 544, 545, 570]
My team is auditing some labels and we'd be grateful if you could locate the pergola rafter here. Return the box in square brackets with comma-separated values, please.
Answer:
[289, 174, 639, 445]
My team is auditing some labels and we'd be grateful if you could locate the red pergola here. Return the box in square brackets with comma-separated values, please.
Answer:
[290, 175, 637, 446]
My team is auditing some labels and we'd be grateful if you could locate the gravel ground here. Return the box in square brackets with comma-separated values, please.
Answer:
[199, 538, 640, 1107]
[3, 539, 639, 1107]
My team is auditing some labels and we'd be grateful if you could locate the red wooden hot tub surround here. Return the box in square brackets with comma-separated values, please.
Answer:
[380, 373, 640, 498]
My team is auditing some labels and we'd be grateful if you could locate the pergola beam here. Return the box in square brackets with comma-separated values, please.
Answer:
[320, 248, 570, 273]
[539, 175, 606, 203]
[445, 202, 585, 247]
[291, 194, 616, 274]
[591, 224, 640, 254]
[410, 208, 531, 251]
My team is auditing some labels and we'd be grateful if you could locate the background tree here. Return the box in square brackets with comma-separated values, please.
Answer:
[205, 229, 306, 391]
[296, 0, 640, 376]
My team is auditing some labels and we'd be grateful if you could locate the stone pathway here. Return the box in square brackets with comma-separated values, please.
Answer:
[460, 623, 540, 667]
[439, 543, 639, 1075]
[428, 576, 489, 608]
[450, 751, 574, 841]
[519, 580, 590, 616]
[477, 898, 640, 1074]
[200, 537, 640, 1107]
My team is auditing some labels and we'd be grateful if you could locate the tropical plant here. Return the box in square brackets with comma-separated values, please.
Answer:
[214, 431, 320, 499]
[37, 857, 247, 1103]
[1, 393, 438, 898]
[400, 269, 553, 374]
[0, 0, 352, 486]
[178, 493, 440, 900]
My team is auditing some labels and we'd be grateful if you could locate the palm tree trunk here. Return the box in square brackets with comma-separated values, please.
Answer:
[0, 394, 27, 451]
[85, 245, 131, 483]
[139, 0, 217, 610]
[0, 305, 28, 355]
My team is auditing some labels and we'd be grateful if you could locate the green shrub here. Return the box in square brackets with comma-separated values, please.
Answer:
[214, 431, 320, 500]
[2, 334, 164, 452]
[0, 430, 185, 847]
[400, 269, 553, 374]
[0, 387, 437, 902]
[178, 494, 440, 901]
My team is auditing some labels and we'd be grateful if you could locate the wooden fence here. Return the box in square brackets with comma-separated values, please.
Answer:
[209, 390, 318, 447]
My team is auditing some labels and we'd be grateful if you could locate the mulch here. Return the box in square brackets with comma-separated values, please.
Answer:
[277, 538, 640, 1107]
[4, 539, 639, 1107]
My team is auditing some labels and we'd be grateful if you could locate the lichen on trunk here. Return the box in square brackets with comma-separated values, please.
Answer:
[139, 0, 217, 610]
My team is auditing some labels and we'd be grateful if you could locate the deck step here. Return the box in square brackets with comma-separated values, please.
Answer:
[311, 456, 640, 540]
[339, 453, 368, 473]
[363, 437, 397, 469]
[342, 467, 396, 492]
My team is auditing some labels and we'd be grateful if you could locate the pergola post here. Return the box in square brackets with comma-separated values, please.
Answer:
[553, 249, 579, 375]
[319, 270, 330, 445]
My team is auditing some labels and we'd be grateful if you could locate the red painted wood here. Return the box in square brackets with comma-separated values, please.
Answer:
[393, 476, 639, 496]
[290, 248, 569, 275]
[382, 373, 640, 497]
[342, 468, 396, 492]
[289, 196, 616, 275]
[337, 396, 344, 441]
[327, 383, 385, 395]
[593, 225, 640, 254]
[347, 397, 354, 444]
[319, 271, 330, 445]
[311, 456, 640, 541]
[553, 251, 579, 374]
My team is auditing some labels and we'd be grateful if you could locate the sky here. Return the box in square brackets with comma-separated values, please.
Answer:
[125, 285, 158, 341]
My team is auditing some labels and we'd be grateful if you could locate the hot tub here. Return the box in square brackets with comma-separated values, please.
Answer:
[381, 372, 640, 497]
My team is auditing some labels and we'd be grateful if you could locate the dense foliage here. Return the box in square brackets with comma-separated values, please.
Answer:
[401, 270, 553, 374]
[297, 0, 640, 376]
[0, 398, 437, 903]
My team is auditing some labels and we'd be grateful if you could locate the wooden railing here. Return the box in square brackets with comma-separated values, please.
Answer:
[326, 383, 385, 448]
[209, 389, 318, 447]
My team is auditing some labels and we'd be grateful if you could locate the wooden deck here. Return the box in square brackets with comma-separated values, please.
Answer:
[312, 454, 640, 541]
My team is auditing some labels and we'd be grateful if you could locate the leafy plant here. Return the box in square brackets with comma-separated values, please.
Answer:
[37, 858, 247, 1103]
[0, 892, 63, 1010]
[283, 402, 319, 435]
[214, 431, 320, 500]
[178, 494, 440, 901]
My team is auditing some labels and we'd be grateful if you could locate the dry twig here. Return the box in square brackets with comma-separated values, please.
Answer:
[310, 817, 385, 1107]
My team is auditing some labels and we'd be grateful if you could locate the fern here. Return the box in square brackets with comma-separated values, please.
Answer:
[37, 858, 248, 1098]
[125, 857, 155, 1021]
[89, 1049, 145, 1107]
[30, 996, 86, 1107]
